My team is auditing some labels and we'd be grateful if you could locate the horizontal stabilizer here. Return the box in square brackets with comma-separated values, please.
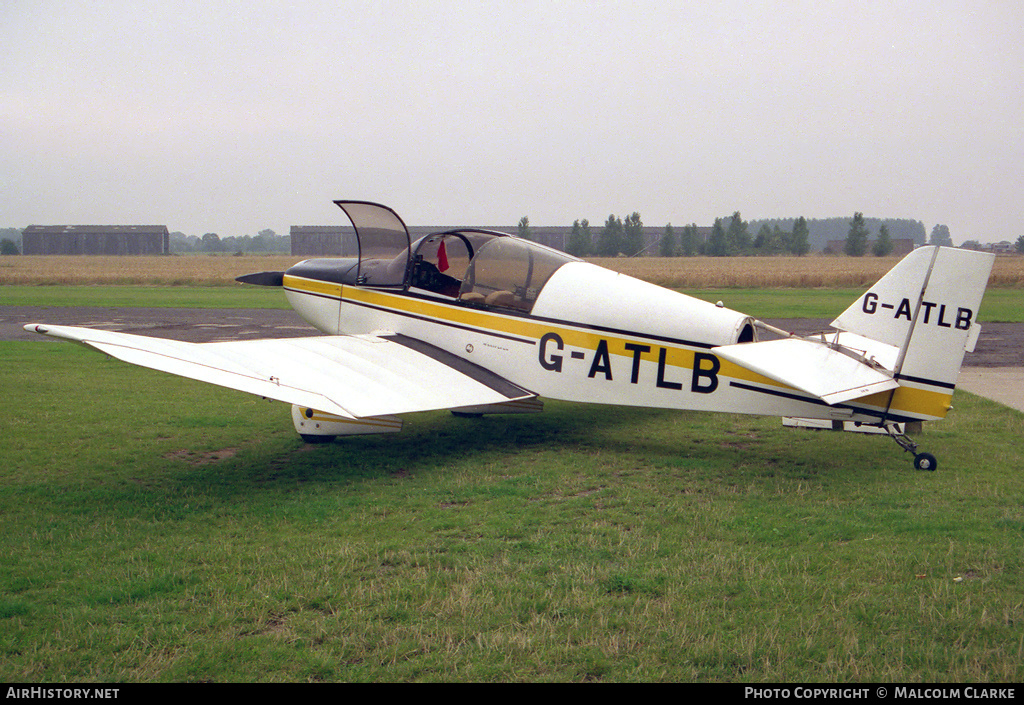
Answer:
[24, 324, 535, 419]
[713, 337, 899, 405]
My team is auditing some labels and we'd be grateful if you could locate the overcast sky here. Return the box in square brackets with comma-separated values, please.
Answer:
[2, 0, 1021, 243]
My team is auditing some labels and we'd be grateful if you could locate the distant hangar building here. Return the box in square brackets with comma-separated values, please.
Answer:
[289, 226, 359, 257]
[22, 225, 170, 255]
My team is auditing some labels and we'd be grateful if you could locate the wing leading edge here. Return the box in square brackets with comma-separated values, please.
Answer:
[24, 324, 535, 418]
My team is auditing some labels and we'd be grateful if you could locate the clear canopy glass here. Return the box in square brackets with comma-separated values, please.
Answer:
[334, 201, 411, 287]
[334, 202, 577, 313]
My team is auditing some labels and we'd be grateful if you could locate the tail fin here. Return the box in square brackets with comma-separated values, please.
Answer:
[831, 246, 995, 391]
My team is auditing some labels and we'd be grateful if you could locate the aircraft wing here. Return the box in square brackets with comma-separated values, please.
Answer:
[24, 324, 535, 419]
[712, 337, 899, 405]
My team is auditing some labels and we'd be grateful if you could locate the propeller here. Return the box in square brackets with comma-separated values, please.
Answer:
[235, 271, 285, 287]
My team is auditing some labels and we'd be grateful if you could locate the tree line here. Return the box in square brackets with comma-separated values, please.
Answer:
[842, 212, 895, 256]
[520, 212, 812, 257]
[515, 211, 946, 258]
[0, 227, 21, 255]
[702, 212, 811, 256]
[843, 216, 967, 256]
[566, 213, 649, 257]
[519, 214, 652, 257]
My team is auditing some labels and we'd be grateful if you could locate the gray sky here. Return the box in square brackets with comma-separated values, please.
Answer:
[2, 0, 1021, 243]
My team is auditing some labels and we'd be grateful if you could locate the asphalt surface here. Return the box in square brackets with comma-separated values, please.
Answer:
[2, 306, 319, 343]
[3, 307, 1022, 412]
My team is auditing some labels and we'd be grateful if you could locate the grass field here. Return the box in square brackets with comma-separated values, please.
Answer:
[3, 255, 1023, 682]
[2, 342, 1024, 682]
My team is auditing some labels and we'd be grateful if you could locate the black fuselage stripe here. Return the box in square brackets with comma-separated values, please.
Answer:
[530, 313, 717, 349]
[284, 286, 340, 302]
[380, 290, 717, 349]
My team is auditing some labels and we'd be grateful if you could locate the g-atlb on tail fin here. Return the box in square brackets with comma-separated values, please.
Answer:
[831, 245, 995, 399]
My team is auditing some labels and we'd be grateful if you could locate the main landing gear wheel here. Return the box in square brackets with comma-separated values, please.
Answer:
[913, 452, 937, 472]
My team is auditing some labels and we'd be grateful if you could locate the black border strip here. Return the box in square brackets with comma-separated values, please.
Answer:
[728, 380, 923, 424]
[383, 334, 534, 400]
[895, 372, 956, 391]
[283, 286, 341, 303]
[529, 311, 717, 350]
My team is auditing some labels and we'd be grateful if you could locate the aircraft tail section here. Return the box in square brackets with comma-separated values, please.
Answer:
[830, 246, 995, 392]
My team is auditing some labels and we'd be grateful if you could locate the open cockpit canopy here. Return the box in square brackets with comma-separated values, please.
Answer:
[334, 200, 412, 286]
[326, 201, 578, 314]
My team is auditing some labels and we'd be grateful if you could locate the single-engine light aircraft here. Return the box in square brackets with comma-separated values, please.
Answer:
[27, 201, 995, 471]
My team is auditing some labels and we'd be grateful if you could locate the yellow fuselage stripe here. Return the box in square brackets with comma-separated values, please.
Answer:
[286, 276, 951, 420]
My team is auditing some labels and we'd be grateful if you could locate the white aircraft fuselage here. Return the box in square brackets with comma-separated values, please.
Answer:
[281, 247, 952, 428]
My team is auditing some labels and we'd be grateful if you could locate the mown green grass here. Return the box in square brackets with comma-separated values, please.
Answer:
[2, 342, 1023, 682]
[5, 285, 1022, 322]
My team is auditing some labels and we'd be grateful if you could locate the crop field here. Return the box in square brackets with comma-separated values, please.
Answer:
[0, 254, 303, 287]
[3, 253, 1024, 288]
[594, 254, 1024, 290]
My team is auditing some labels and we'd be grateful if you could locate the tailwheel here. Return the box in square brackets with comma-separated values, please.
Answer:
[913, 452, 937, 472]
[884, 423, 938, 471]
